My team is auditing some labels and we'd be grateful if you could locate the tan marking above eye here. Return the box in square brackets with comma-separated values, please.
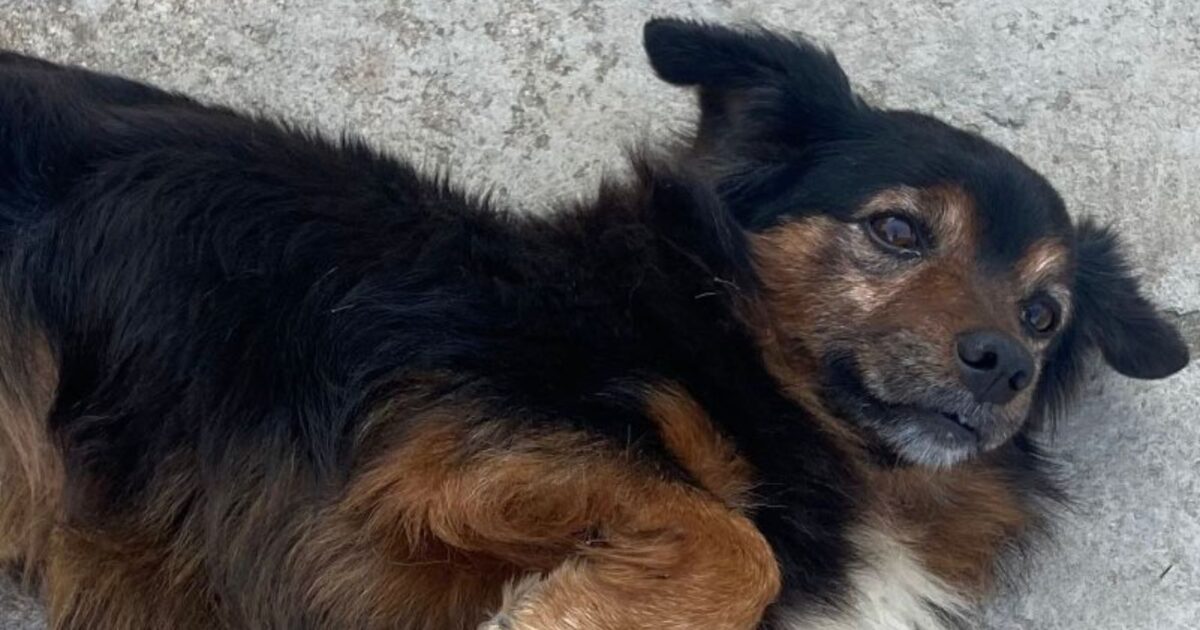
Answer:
[1016, 238, 1071, 287]
[929, 185, 977, 253]
[858, 187, 923, 218]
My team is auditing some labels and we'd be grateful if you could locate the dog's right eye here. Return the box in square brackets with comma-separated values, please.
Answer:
[1021, 296, 1060, 335]
[866, 214, 923, 255]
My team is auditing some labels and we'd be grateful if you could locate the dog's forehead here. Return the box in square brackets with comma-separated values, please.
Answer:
[854, 113, 1075, 269]
[740, 111, 1074, 274]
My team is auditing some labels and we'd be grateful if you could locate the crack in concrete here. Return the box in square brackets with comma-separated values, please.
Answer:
[1165, 308, 1200, 349]
[982, 110, 1028, 129]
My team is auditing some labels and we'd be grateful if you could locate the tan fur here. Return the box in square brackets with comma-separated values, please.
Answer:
[642, 384, 756, 507]
[743, 216, 869, 455]
[45, 526, 218, 630]
[870, 461, 1028, 596]
[1017, 238, 1070, 288]
[926, 185, 978, 254]
[486, 491, 778, 630]
[295, 398, 780, 629]
[0, 321, 62, 576]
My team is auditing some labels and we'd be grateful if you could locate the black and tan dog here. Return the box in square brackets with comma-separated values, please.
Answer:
[0, 18, 1189, 630]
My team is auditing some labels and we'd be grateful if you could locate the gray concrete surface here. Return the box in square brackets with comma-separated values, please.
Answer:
[0, 1, 1197, 628]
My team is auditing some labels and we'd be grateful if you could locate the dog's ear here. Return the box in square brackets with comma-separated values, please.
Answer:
[1073, 221, 1189, 379]
[643, 17, 861, 151]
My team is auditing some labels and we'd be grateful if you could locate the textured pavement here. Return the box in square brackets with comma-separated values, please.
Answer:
[1, 1, 1198, 628]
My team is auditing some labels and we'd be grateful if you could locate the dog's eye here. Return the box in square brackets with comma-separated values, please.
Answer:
[866, 214, 922, 254]
[1021, 297, 1059, 334]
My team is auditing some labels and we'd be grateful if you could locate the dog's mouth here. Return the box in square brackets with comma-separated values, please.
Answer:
[851, 394, 988, 467]
[822, 357, 1001, 468]
[912, 407, 978, 438]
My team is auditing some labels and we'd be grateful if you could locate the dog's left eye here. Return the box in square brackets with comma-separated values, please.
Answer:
[866, 214, 923, 254]
[1021, 297, 1059, 334]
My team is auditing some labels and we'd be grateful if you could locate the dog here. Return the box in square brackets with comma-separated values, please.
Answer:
[0, 17, 1189, 630]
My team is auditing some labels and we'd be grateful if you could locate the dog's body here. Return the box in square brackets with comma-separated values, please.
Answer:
[0, 19, 1189, 630]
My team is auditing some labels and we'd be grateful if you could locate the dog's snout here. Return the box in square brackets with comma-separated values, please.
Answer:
[955, 330, 1034, 405]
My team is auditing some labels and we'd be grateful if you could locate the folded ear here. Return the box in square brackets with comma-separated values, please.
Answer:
[643, 17, 861, 150]
[1074, 221, 1189, 379]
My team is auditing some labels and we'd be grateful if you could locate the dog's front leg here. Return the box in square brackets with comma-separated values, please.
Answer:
[477, 481, 779, 630]
[347, 421, 781, 630]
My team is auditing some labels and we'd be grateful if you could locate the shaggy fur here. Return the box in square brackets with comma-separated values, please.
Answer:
[0, 18, 1189, 630]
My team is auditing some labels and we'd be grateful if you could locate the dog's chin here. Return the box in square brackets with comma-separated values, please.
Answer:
[860, 402, 984, 469]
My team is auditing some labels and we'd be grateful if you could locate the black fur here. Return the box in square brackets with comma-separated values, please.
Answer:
[1, 50, 859, 621]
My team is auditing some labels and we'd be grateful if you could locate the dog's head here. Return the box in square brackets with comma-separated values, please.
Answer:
[644, 18, 1190, 467]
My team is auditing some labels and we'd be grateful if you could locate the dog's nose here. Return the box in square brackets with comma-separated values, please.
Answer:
[955, 330, 1035, 405]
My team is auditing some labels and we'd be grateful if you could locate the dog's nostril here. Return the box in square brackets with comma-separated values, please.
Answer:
[958, 346, 998, 371]
[972, 350, 997, 370]
[1009, 370, 1031, 392]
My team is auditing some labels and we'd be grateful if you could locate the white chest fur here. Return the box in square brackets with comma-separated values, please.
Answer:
[775, 526, 971, 630]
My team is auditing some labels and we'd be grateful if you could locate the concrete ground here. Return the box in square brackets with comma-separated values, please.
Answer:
[1, 1, 1197, 628]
